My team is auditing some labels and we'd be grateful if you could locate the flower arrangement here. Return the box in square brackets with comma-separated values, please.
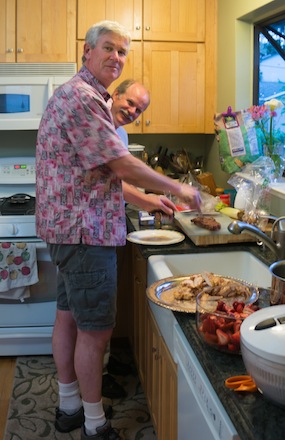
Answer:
[248, 98, 285, 179]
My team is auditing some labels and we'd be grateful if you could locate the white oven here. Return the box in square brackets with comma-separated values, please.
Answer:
[0, 63, 76, 130]
[0, 156, 57, 355]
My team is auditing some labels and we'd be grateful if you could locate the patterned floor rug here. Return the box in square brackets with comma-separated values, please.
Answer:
[4, 349, 156, 440]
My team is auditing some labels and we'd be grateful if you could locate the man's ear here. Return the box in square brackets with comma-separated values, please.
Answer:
[83, 43, 92, 60]
[112, 89, 119, 101]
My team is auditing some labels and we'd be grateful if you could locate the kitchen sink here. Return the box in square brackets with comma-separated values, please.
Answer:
[147, 251, 271, 288]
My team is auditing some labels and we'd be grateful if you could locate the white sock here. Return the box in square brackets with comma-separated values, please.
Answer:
[58, 380, 82, 415]
[82, 399, 106, 435]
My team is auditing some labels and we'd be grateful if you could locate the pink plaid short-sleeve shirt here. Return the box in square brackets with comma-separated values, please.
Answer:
[36, 66, 130, 246]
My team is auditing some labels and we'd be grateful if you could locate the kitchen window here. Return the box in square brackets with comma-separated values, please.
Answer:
[253, 14, 285, 105]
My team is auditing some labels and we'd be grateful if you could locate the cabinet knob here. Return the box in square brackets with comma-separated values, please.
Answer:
[145, 120, 150, 126]
[152, 347, 161, 360]
[135, 25, 141, 30]
[6, 48, 14, 53]
[145, 26, 150, 31]
[135, 120, 141, 126]
[17, 48, 24, 53]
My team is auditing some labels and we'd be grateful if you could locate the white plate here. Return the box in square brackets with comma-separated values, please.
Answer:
[126, 229, 185, 245]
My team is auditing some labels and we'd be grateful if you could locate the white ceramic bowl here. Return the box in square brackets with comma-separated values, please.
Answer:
[240, 305, 285, 407]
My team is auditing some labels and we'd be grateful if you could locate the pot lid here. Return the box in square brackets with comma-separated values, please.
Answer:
[241, 305, 285, 363]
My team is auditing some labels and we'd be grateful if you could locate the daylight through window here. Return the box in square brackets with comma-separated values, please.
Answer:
[254, 14, 285, 105]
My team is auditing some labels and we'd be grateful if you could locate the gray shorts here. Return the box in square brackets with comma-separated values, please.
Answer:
[48, 243, 117, 331]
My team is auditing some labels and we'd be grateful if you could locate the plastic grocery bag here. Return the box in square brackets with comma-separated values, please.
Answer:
[214, 107, 263, 174]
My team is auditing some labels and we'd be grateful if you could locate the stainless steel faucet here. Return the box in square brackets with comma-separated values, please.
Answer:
[228, 216, 285, 261]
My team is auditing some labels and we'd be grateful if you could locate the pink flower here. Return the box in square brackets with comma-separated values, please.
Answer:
[248, 104, 268, 121]
[248, 99, 283, 150]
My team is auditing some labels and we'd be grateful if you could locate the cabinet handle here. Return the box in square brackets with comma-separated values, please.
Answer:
[135, 120, 141, 126]
[17, 48, 24, 53]
[145, 120, 150, 126]
[145, 26, 150, 31]
[6, 48, 14, 53]
[152, 347, 161, 360]
[135, 25, 141, 30]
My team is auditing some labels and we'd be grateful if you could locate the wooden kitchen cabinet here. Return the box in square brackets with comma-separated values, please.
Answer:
[145, 307, 177, 440]
[130, 244, 148, 384]
[77, 40, 206, 133]
[76, 0, 216, 134]
[141, 0, 216, 133]
[77, 0, 142, 41]
[130, 244, 177, 439]
[0, 0, 15, 62]
[77, 0, 205, 42]
[143, 0, 205, 42]
[142, 0, 216, 133]
[0, 0, 76, 63]
[159, 330, 178, 440]
[111, 244, 132, 339]
[142, 42, 205, 133]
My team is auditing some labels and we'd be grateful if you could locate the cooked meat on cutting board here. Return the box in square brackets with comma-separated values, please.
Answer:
[191, 216, 221, 231]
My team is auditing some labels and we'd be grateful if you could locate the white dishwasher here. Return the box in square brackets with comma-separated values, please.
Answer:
[174, 323, 240, 440]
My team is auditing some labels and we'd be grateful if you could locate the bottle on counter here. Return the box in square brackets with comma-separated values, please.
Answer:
[219, 193, 231, 206]
[215, 187, 231, 206]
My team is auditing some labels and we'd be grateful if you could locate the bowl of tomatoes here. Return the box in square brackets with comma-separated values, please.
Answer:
[196, 290, 260, 354]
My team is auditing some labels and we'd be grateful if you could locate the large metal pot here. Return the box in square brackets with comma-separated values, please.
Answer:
[269, 260, 285, 305]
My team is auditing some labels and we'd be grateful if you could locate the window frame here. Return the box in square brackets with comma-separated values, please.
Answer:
[253, 13, 285, 104]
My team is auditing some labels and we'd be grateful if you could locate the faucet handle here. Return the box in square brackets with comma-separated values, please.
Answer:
[271, 217, 285, 251]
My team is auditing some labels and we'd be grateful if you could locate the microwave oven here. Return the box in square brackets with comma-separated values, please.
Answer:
[0, 63, 77, 130]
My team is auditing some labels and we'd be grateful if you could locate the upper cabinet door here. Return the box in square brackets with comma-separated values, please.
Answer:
[77, 0, 142, 40]
[143, 42, 205, 133]
[0, 0, 16, 62]
[143, 0, 205, 42]
[16, 0, 76, 62]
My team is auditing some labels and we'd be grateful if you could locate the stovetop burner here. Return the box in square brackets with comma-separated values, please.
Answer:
[0, 193, 35, 216]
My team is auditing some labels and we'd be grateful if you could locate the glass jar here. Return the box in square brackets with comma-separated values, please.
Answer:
[128, 144, 147, 162]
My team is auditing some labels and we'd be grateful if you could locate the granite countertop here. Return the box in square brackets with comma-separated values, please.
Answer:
[125, 205, 285, 440]
[125, 205, 276, 265]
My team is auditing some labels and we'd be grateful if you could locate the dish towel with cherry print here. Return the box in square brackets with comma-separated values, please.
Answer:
[0, 242, 38, 299]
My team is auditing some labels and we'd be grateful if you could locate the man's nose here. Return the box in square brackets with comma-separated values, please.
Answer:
[110, 50, 120, 61]
[128, 106, 137, 118]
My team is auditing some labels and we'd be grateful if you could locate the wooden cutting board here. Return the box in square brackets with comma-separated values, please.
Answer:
[174, 211, 267, 246]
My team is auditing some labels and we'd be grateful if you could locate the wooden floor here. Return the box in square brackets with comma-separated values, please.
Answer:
[0, 357, 16, 439]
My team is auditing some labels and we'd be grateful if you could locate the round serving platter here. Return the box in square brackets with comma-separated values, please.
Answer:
[146, 274, 259, 313]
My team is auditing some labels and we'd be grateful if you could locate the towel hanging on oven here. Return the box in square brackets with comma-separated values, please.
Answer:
[0, 242, 38, 296]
